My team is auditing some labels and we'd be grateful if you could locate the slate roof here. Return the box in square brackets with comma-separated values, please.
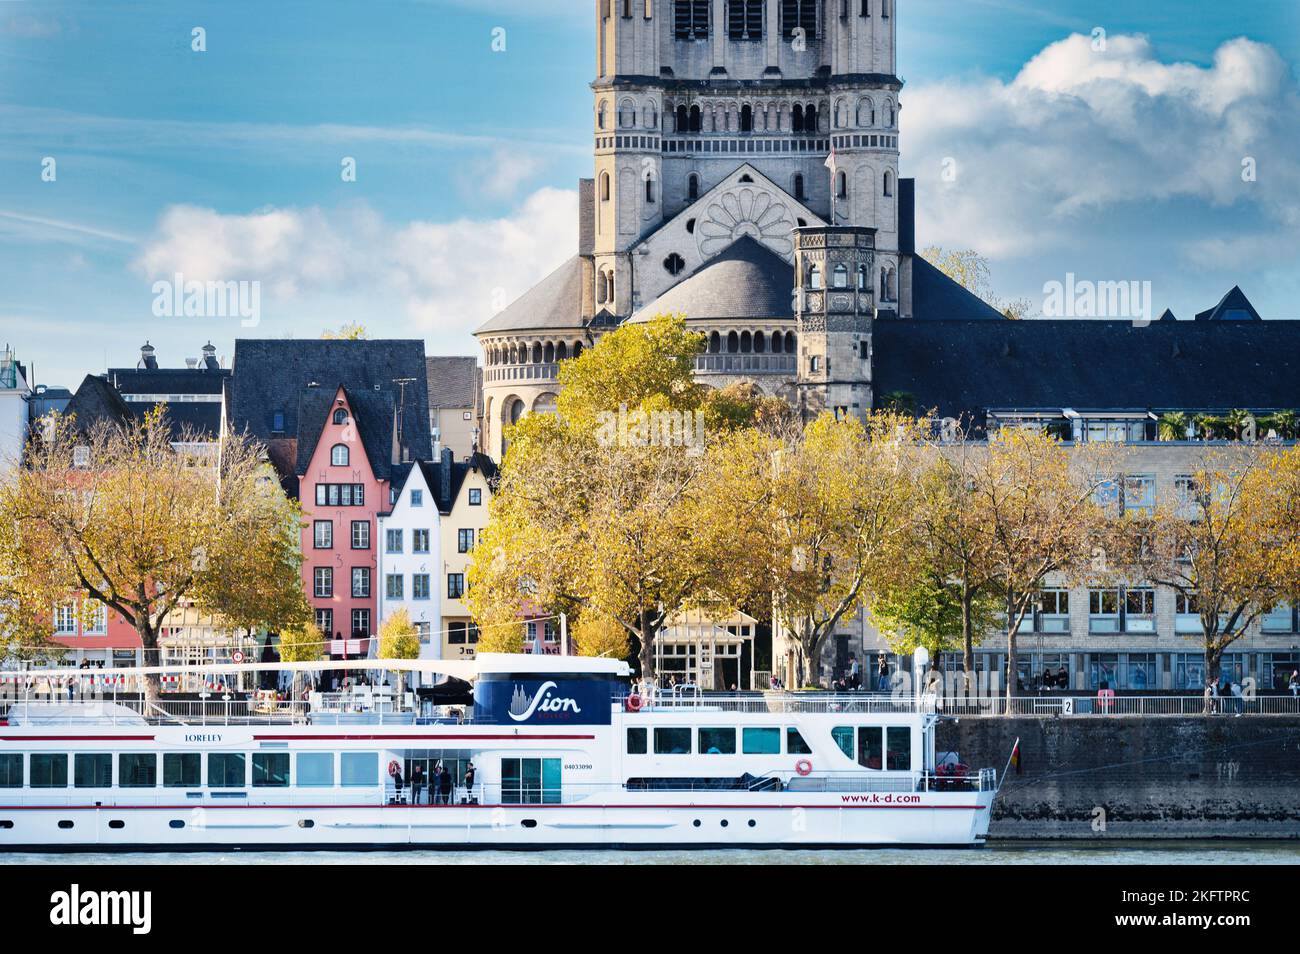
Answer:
[293, 385, 399, 482]
[631, 236, 795, 323]
[63, 375, 133, 433]
[475, 256, 585, 335]
[63, 370, 227, 442]
[390, 450, 498, 516]
[873, 318, 1300, 426]
[228, 339, 432, 486]
[1195, 285, 1262, 321]
[909, 255, 1006, 321]
[426, 356, 480, 410]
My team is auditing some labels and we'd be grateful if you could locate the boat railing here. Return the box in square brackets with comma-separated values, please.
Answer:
[621, 691, 924, 715]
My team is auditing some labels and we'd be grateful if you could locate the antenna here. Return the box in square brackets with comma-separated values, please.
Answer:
[392, 377, 417, 450]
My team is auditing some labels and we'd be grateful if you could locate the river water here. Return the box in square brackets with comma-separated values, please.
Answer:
[9, 841, 1299, 865]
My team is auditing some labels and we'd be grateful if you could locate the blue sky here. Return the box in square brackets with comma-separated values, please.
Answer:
[1, 0, 1298, 387]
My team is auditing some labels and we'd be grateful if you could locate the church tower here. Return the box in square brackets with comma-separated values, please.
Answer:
[793, 225, 876, 421]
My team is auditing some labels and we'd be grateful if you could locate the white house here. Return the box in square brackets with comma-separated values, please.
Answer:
[0, 348, 32, 471]
[377, 461, 442, 684]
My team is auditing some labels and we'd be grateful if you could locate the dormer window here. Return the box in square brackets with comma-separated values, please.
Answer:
[333, 408, 348, 425]
[73, 446, 90, 468]
[272, 410, 285, 432]
[331, 444, 350, 467]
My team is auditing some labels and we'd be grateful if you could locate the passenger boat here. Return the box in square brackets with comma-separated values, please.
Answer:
[0, 651, 999, 850]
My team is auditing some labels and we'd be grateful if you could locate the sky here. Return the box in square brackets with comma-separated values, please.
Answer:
[1, 0, 1298, 388]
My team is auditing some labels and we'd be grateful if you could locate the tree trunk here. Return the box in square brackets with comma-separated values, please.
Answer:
[1205, 640, 1223, 715]
[636, 608, 656, 682]
[960, 583, 974, 704]
[136, 618, 162, 705]
[1003, 586, 1017, 715]
[801, 626, 822, 688]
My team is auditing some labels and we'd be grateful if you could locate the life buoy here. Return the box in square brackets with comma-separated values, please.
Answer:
[626, 692, 642, 712]
[387, 760, 402, 778]
[795, 759, 813, 777]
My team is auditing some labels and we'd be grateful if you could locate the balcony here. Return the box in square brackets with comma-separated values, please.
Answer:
[486, 363, 560, 384]
[695, 354, 796, 375]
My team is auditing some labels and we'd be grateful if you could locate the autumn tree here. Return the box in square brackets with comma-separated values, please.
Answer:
[321, 323, 368, 340]
[278, 619, 324, 699]
[921, 246, 1034, 319]
[0, 410, 308, 700]
[571, 611, 631, 659]
[1122, 445, 1300, 696]
[378, 607, 421, 699]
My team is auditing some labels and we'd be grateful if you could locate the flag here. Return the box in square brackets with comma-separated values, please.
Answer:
[824, 147, 836, 171]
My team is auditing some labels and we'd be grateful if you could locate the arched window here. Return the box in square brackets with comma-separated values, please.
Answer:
[573, 342, 583, 358]
[532, 342, 543, 363]
[544, 342, 555, 363]
[836, 171, 847, 199]
[885, 101, 894, 126]
[857, 264, 868, 291]
[754, 330, 767, 353]
[644, 101, 658, 128]
[836, 98, 847, 128]
[688, 174, 700, 200]
[740, 330, 752, 353]
[883, 170, 893, 197]
[645, 175, 656, 204]
[600, 172, 610, 201]
[727, 331, 739, 353]
[833, 264, 849, 288]
[619, 99, 636, 128]
[880, 267, 888, 299]
[792, 103, 804, 133]
[332, 408, 348, 424]
[808, 264, 822, 290]
[708, 331, 721, 354]
[596, 272, 608, 304]
[858, 98, 874, 126]
[598, 100, 608, 130]
[771, 332, 782, 354]
[740, 104, 753, 132]
[676, 104, 689, 132]
[793, 173, 805, 200]
[805, 104, 818, 133]
[887, 267, 896, 301]
[689, 105, 701, 132]
[557, 341, 568, 360]
[785, 331, 796, 353]
[330, 444, 349, 467]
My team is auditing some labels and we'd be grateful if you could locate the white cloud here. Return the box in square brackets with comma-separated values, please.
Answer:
[903, 34, 1300, 261]
[134, 188, 578, 343]
[2, 15, 62, 38]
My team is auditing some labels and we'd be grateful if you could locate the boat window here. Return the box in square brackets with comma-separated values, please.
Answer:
[0, 754, 21, 788]
[741, 727, 780, 754]
[297, 752, 335, 787]
[502, 757, 561, 804]
[857, 727, 883, 770]
[253, 752, 290, 787]
[699, 728, 736, 754]
[208, 753, 247, 788]
[626, 727, 648, 755]
[786, 728, 812, 755]
[118, 754, 157, 788]
[654, 727, 692, 754]
[341, 752, 379, 787]
[831, 727, 854, 759]
[164, 753, 201, 788]
[74, 753, 113, 788]
[886, 726, 911, 771]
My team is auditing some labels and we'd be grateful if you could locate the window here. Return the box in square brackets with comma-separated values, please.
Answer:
[883, 170, 893, 196]
[352, 567, 371, 599]
[208, 753, 246, 788]
[386, 529, 403, 553]
[447, 574, 465, 600]
[886, 726, 911, 771]
[297, 753, 334, 788]
[74, 753, 112, 787]
[1122, 475, 1156, 516]
[341, 752, 379, 787]
[780, 0, 818, 38]
[413, 574, 430, 600]
[699, 728, 737, 754]
[835, 171, 847, 200]
[627, 727, 648, 754]
[31, 754, 68, 788]
[315, 484, 364, 506]
[272, 410, 286, 432]
[1088, 589, 1119, 633]
[728, 0, 763, 38]
[53, 603, 76, 635]
[84, 600, 107, 635]
[832, 263, 848, 288]
[330, 444, 349, 467]
[0, 754, 22, 787]
[1038, 589, 1070, 632]
[448, 622, 479, 645]
[333, 408, 348, 424]
[674, 0, 709, 38]
[385, 574, 404, 600]
[645, 176, 656, 204]
[1124, 588, 1155, 632]
[314, 567, 333, 598]
[350, 608, 371, 637]
[786, 728, 811, 754]
[410, 489, 423, 507]
[469, 488, 482, 506]
[1126, 653, 1156, 691]
[856, 726, 883, 769]
[663, 253, 686, 276]
[313, 520, 332, 549]
[809, 356, 821, 373]
[118, 754, 157, 788]
[807, 264, 822, 290]
[654, 728, 692, 754]
[502, 758, 561, 804]
[1175, 592, 1202, 634]
[164, 753, 201, 788]
[415, 622, 431, 643]
[1089, 654, 1119, 690]
[458, 528, 475, 553]
[252, 752, 290, 787]
[351, 520, 370, 549]
[315, 608, 333, 636]
[1173, 653, 1206, 691]
[832, 726, 854, 759]
[1263, 602, 1296, 633]
[742, 727, 780, 754]
[794, 173, 805, 200]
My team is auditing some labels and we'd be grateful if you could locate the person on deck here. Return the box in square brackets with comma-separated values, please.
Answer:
[439, 764, 453, 805]
[430, 764, 444, 804]
[463, 762, 477, 804]
[411, 764, 425, 805]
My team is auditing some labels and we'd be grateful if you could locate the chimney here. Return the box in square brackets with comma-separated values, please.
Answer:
[201, 341, 219, 370]
[138, 341, 158, 370]
[185, 357, 199, 369]
[440, 446, 453, 505]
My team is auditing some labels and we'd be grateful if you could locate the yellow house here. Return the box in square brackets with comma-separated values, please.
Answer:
[434, 449, 497, 661]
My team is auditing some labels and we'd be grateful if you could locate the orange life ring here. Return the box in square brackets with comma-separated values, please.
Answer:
[626, 692, 643, 712]
[388, 760, 402, 778]
[795, 759, 813, 777]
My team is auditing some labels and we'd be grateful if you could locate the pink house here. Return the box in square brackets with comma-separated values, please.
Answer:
[298, 386, 390, 660]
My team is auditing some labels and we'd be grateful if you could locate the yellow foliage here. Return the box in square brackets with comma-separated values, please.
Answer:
[572, 612, 630, 659]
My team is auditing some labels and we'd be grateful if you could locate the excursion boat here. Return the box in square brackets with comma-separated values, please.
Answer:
[0, 651, 999, 850]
